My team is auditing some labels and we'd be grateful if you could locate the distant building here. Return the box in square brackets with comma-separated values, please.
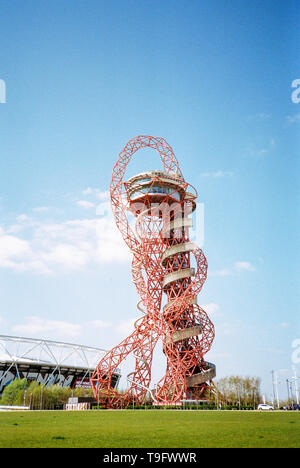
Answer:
[66, 396, 96, 410]
[0, 335, 120, 395]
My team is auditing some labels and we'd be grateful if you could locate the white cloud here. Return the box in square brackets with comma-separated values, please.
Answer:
[200, 171, 233, 178]
[11, 316, 114, 341]
[0, 227, 31, 269]
[286, 113, 300, 124]
[82, 188, 110, 201]
[16, 214, 29, 222]
[40, 243, 89, 268]
[88, 320, 112, 328]
[249, 113, 271, 121]
[207, 351, 232, 360]
[245, 146, 268, 157]
[116, 318, 137, 337]
[245, 138, 275, 157]
[82, 187, 94, 195]
[234, 261, 255, 272]
[0, 191, 255, 279]
[200, 303, 221, 317]
[208, 268, 231, 277]
[12, 316, 82, 339]
[77, 200, 95, 209]
[256, 113, 271, 120]
[217, 321, 241, 336]
[207, 261, 257, 278]
[33, 206, 49, 213]
[0, 208, 130, 274]
[279, 322, 289, 328]
[96, 191, 110, 201]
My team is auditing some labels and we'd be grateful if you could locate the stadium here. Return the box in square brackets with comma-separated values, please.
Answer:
[0, 335, 121, 395]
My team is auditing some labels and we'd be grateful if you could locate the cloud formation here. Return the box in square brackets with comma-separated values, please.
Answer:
[234, 261, 255, 272]
[200, 171, 233, 178]
[11, 316, 113, 340]
[0, 194, 130, 274]
[12, 316, 82, 338]
[76, 200, 95, 209]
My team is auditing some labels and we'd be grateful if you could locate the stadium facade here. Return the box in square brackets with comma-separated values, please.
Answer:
[0, 335, 121, 395]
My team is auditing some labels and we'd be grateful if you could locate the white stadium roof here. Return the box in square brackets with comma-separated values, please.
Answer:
[0, 335, 121, 392]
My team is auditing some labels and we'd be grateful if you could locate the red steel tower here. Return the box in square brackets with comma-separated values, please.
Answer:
[91, 135, 215, 407]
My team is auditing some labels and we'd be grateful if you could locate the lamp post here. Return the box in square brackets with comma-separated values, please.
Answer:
[215, 383, 219, 410]
[40, 385, 44, 410]
[286, 379, 290, 406]
[292, 367, 299, 405]
[236, 384, 241, 410]
[252, 389, 256, 410]
[271, 370, 280, 409]
[289, 380, 294, 405]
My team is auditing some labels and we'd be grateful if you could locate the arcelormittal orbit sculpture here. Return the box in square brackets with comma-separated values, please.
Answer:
[91, 136, 216, 407]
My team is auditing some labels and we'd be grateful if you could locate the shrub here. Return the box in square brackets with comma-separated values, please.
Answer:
[0, 378, 28, 406]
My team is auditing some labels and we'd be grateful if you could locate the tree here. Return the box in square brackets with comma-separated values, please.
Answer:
[208, 375, 261, 407]
[0, 378, 28, 406]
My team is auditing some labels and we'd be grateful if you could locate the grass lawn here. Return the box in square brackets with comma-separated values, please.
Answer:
[0, 410, 299, 448]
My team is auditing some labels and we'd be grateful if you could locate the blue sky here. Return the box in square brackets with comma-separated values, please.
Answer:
[0, 0, 299, 400]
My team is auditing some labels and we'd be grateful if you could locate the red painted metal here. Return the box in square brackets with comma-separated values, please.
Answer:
[91, 135, 215, 407]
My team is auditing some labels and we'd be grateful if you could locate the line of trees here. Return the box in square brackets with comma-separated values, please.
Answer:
[0, 375, 262, 410]
[0, 379, 93, 410]
[205, 376, 262, 408]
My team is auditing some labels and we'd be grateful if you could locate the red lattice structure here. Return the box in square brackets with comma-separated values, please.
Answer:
[91, 135, 215, 407]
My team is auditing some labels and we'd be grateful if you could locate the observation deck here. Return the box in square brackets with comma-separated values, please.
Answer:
[124, 170, 196, 212]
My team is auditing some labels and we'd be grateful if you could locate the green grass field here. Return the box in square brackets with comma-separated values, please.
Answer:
[0, 410, 299, 448]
